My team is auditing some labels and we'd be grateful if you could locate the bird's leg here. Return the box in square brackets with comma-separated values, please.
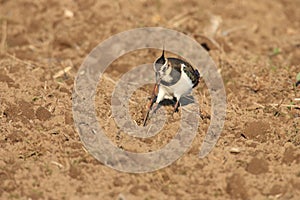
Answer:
[173, 101, 180, 113]
[143, 83, 160, 126]
[146, 95, 157, 109]
[143, 98, 157, 127]
[149, 87, 164, 113]
[152, 102, 160, 112]
[172, 95, 181, 113]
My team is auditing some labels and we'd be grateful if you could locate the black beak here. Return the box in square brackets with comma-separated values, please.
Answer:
[296, 80, 300, 87]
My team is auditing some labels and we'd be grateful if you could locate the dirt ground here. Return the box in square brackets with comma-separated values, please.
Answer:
[1, 0, 300, 199]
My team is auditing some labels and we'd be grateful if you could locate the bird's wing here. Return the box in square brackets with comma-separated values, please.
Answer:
[169, 58, 200, 87]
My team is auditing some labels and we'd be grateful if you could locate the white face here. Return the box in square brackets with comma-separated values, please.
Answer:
[153, 61, 169, 82]
[153, 50, 169, 82]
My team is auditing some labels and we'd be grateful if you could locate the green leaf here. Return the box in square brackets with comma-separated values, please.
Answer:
[273, 47, 281, 55]
[297, 72, 300, 82]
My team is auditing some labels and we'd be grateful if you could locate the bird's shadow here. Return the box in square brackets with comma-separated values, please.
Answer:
[148, 95, 196, 118]
[159, 95, 195, 107]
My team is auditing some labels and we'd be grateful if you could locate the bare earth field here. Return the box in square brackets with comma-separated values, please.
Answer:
[0, 0, 300, 199]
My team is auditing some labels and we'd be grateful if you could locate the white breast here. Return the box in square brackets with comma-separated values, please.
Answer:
[160, 64, 193, 100]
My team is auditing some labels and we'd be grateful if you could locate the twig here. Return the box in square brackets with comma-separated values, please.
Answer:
[169, 10, 196, 27]
[102, 74, 117, 85]
[44, 81, 47, 90]
[172, 16, 191, 27]
[253, 102, 265, 108]
[269, 103, 300, 109]
[146, 124, 153, 135]
[221, 25, 247, 36]
[82, 146, 88, 153]
[5, 53, 36, 66]
[268, 99, 283, 110]
[53, 66, 72, 79]
[51, 161, 64, 168]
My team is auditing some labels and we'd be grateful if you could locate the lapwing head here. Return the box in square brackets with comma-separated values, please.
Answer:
[153, 49, 170, 83]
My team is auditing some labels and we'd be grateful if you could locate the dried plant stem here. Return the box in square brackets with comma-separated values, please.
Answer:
[0, 20, 7, 54]
[269, 104, 300, 109]
[5, 53, 36, 66]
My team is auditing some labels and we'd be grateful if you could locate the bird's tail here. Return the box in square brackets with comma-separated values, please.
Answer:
[192, 69, 201, 88]
[195, 69, 200, 79]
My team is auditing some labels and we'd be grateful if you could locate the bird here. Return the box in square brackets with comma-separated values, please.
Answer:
[152, 49, 200, 113]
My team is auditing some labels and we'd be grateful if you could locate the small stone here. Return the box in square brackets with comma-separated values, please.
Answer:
[229, 147, 241, 154]
[64, 9, 74, 18]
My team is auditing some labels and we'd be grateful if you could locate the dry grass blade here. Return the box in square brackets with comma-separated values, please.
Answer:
[269, 103, 300, 109]
[51, 161, 64, 168]
[0, 20, 7, 55]
[102, 74, 117, 85]
[5, 53, 37, 67]
[221, 25, 248, 36]
[53, 66, 72, 79]
[169, 10, 196, 27]
[203, 14, 222, 37]
[253, 102, 265, 108]
[253, 100, 299, 109]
